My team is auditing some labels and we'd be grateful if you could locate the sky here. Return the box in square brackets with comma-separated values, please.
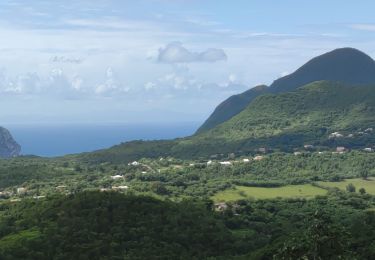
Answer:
[1, 0, 375, 125]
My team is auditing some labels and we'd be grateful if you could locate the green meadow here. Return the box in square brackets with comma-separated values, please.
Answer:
[212, 184, 327, 202]
[318, 177, 375, 195]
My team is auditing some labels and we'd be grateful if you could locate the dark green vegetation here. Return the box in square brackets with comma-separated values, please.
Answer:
[196, 81, 375, 147]
[79, 81, 375, 164]
[198, 47, 375, 132]
[0, 190, 374, 259]
[196, 84, 268, 134]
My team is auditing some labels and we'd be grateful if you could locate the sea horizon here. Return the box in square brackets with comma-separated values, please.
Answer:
[5, 122, 201, 157]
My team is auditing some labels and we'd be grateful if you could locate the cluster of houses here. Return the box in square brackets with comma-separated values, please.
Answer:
[329, 128, 373, 139]
[206, 155, 265, 167]
[0, 187, 46, 201]
[294, 144, 374, 156]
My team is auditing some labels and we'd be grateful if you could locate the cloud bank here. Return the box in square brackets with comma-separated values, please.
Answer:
[157, 42, 227, 63]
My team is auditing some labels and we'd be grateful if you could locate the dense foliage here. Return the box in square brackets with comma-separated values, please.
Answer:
[0, 191, 374, 259]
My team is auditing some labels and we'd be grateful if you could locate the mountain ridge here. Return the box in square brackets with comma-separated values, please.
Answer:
[197, 47, 375, 133]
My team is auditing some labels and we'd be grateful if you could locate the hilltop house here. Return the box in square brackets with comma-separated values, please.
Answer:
[220, 161, 232, 166]
[336, 147, 347, 153]
[258, 147, 267, 153]
[128, 161, 139, 166]
[17, 187, 27, 195]
[112, 186, 129, 191]
[111, 175, 123, 180]
[214, 202, 228, 211]
[304, 144, 314, 150]
[329, 132, 344, 139]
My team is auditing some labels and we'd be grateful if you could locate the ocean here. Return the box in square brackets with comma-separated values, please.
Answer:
[6, 122, 201, 157]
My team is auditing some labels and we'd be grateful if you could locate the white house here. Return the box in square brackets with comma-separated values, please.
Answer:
[253, 156, 264, 161]
[17, 187, 27, 194]
[219, 161, 232, 166]
[111, 175, 123, 180]
[336, 147, 347, 153]
[131, 161, 139, 166]
[112, 186, 129, 190]
[243, 158, 250, 163]
[329, 132, 344, 139]
[364, 148, 373, 152]
[207, 160, 213, 165]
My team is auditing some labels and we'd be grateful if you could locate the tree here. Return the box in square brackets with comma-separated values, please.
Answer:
[359, 170, 369, 180]
[359, 188, 366, 195]
[346, 183, 356, 193]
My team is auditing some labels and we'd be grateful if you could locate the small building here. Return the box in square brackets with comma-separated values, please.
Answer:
[253, 156, 264, 161]
[258, 147, 267, 153]
[56, 185, 67, 191]
[17, 187, 27, 195]
[364, 148, 373, 152]
[304, 144, 314, 150]
[214, 202, 228, 211]
[131, 161, 139, 166]
[207, 160, 213, 165]
[329, 132, 344, 139]
[347, 134, 354, 138]
[294, 152, 302, 156]
[365, 128, 373, 133]
[336, 147, 347, 153]
[33, 196, 46, 199]
[111, 175, 123, 180]
[112, 186, 129, 191]
[219, 161, 232, 166]
[243, 158, 250, 163]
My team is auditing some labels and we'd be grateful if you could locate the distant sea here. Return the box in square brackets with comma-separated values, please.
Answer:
[6, 122, 201, 157]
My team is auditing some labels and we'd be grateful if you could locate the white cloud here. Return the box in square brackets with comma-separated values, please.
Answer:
[144, 81, 156, 90]
[280, 71, 289, 77]
[157, 42, 227, 63]
[95, 67, 129, 95]
[228, 73, 237, 83]
[350, 24, 375, 32]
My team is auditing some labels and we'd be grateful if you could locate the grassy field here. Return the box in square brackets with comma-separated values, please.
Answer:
[318, 177, 375, 195]
[212, 184, 327, 202]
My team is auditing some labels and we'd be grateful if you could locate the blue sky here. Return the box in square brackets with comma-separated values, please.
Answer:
[1, 0, 375, 124]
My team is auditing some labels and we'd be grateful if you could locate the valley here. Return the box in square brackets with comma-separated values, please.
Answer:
[1, 48, 375, 259]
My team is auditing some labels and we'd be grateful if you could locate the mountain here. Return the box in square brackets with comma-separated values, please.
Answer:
[0, 127, 21, 158]
[197, 48, 375, 133]
[193, 81, 375, 150]
[196, 85, 268, 133]
[78, 81, 375, 163]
